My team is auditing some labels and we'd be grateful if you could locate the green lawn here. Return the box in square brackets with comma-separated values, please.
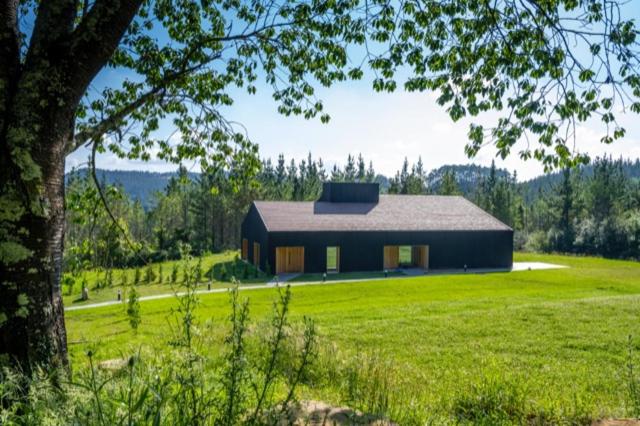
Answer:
[289, 270, 405, 282]
[65, 252, 640, 421]
[63, 251, 271, 306]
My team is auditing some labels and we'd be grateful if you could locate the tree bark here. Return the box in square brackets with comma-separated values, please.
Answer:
[0, 134, 69, 370]
[0, 0, 143, 371]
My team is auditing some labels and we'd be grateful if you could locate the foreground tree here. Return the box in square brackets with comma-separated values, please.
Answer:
[2, 0, 640, 371]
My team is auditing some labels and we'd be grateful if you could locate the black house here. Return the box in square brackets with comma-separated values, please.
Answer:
[241, 182, 513, 274]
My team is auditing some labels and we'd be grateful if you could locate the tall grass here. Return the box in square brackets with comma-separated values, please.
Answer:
[0, 257, 316, 425]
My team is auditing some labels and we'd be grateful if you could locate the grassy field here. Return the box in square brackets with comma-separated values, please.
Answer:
[62, 251, 271, 306]
[65, 252, 640, 421]
[289, 270, 405, 282]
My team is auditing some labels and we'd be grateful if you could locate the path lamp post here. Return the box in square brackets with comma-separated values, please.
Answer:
[117, 289, 121, 301]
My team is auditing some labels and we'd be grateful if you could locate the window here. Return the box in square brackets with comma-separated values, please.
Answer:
[399, 245, 412, 266]
[326, 246, 340, 272]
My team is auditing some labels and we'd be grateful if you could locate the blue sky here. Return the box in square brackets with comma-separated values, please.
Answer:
[66, 2, 640, 181]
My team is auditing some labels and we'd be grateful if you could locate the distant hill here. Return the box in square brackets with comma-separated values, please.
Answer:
[426, 164, 510, 196]
[65, 168, 198, 209]
[67, 159, 640, 209]
[520, 158, 640, 202]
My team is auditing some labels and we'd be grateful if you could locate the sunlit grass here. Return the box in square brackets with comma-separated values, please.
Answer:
[66, 252, 640, 419]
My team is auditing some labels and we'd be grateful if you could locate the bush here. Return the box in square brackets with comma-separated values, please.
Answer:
[144, 264, 156, 284]
[0, 278, 319, 425]
[126, 287, 141, 333]
[195, 257, 202, 283]
[134, 268, 141, 286]
[171, 263, 179, 283]
[242, 263, 249, 279]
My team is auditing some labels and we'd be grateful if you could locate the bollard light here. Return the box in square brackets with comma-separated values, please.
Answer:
[464, 264, 468, 272]
[117, 289, 121, 301]
[384, 269, 388, 278]
[323, 272, 327, 282]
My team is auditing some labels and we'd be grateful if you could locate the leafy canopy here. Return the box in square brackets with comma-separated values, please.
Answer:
[19, 0, 640, 171]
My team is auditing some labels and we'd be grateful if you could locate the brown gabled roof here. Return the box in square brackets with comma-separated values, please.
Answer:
[253, 195, 512, 232]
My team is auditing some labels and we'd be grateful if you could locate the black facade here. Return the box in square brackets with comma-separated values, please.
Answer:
[240, 183, 514, 274]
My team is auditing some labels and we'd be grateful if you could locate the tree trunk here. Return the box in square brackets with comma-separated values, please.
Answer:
[0, 117, 70, 371]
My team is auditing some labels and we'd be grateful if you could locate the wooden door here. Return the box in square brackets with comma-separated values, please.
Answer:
[414, 245, 429, 270]
[253, 242, 260, 267]
[275, 247, 305, 274]
[242, 239, 248, 260]
[383, 246, 399, 269]
[423, 245, 429, 270]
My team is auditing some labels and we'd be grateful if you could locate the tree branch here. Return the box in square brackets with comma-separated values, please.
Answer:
[66, 0, 143, 102]
[66, 54, 220, 155]
[0, 0, 20, 105]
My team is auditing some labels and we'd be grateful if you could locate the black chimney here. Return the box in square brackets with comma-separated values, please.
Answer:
[318, 182, 379, 203]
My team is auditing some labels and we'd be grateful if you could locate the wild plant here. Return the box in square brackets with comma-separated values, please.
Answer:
[126, 286, 141, 333]
[171, 263, 179, 283]
[627, 335, 640, 418]
[145, 264, 156, 284]
[218, 287, 251, 426]
[195, 256, 203, 283]
[1, 260, 319, 425]
[134, 267, 141, 286]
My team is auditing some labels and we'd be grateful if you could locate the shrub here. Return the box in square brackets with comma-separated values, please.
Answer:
[195, 257, 202, 283]
[106, 268, 113, 287]
[158, 264, 164, 284]
[220, 263, 228, 281]
[171, 263, 179, 283]
[61, 274, 76, 296]
[627, 335, 640, 418]
[133, 268, 141, 286]
[144, 264, 156, 284]
[242, 263, 249, 279]
[126, 287, 141, 333]
[121, 271, 128, 287]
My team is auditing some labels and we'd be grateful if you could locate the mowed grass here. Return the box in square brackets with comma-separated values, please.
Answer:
[65, 252, 640, 419]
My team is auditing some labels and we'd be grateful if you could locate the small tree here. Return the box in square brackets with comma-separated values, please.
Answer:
[158, 264, 164, 284]
[145, 264, 156, 284]
[195, 257, 203, 283]
[126, 287, 141, 333]
[134, 268, 141, 286]
[220, 264, 228, 282]
[171, 263, 179, 284]
[242, 263, 249, 280]
[106, 268, 114, 287]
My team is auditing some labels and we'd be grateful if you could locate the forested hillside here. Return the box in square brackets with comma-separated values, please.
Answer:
[64, 155, 640, 273]
[66, 168, 199, 209]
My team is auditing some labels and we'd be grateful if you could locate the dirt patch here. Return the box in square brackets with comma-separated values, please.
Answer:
[592, 420, 640, 426]
[284, 400, 395, 425]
